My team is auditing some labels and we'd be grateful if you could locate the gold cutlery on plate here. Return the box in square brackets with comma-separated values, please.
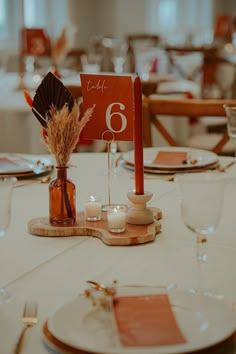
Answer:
[87, 280, 176, 292]
[14, 301, 38, 354]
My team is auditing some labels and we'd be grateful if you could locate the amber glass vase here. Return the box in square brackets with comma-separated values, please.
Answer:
[49, 166, 76, 225]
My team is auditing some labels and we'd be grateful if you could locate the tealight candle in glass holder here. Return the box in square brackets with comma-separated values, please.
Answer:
[107, 204, 127, 233]
[84, 195, 102, 221]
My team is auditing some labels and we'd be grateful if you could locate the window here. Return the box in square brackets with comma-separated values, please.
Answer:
[158, 0, 177, 32]
[0, 0, 7, 39]
[146, 0, 213, 44]
[0, 0, 69, 50]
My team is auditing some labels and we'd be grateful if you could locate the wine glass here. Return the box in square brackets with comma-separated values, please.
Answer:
[176, 172, 225, 298]
[0, 176, 17, 303]
[224, 104, 236, 156]
[109, 39, 128, 74]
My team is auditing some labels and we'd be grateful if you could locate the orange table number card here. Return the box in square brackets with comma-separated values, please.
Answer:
[113, 294, 186, 347]
[152, 151, 188, 165]
[80, 74, 134, 142]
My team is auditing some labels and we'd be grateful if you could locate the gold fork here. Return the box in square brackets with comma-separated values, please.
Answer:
[14, 301, 38, 354]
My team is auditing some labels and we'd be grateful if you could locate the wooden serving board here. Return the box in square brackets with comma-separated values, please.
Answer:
[28, 208, 162, 246]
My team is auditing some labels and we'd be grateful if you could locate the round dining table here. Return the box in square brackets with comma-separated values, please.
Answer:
[0, 151, 235, 353]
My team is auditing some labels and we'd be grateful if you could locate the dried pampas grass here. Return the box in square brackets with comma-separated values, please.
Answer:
[45, 102, 94, 167]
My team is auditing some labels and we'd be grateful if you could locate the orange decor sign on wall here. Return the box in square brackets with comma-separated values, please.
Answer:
[21, 28, 51, 56]
[80, 74, 134, 141]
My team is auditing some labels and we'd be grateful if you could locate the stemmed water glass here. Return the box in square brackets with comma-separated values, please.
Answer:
[109, 39, 128, 74]
[224, 104, 236, 156]
[0, 176, 17, 303]
[176, 172, 225, 298]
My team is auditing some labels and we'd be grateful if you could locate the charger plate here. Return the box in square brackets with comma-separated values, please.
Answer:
[122, 161, 219, 175]
[43, 287, 236, 354]
[123, 147, 219, 171]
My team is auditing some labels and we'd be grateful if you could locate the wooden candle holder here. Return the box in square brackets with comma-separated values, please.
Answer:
[126, 191, 154, 225]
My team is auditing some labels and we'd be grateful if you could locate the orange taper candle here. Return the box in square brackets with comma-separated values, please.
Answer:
[133, 75, 144, 194]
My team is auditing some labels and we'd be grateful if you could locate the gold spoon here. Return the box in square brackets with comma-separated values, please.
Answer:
[217, 161, 236, 172]
[87, 280, 116, 296]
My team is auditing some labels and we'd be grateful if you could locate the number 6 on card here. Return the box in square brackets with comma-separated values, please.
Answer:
[80, 74, 134, 141]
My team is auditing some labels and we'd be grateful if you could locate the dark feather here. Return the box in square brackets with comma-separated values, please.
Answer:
[32, 72, 74, 127]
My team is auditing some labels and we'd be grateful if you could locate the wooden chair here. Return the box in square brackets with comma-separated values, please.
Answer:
[126, 33, 161, 72]
[164, 45, 215, 83]
[142, 97, 236, 155]
[65, 48, 87, 71]
[202, 52, 236, 99]
[165, 45, 236, 99]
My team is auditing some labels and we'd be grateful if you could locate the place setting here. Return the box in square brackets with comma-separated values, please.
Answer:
[41, 279, 236, 354]
[122, 146, 220, 175]
[0, 153, 54, 180]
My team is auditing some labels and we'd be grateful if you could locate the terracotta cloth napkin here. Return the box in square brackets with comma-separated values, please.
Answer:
[152, 151, 188, 166]
[113, 294, 186, 347]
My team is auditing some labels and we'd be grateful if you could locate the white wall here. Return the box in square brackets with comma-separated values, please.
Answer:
[64, 0, 236, 49]
[67, 0, 148, 49]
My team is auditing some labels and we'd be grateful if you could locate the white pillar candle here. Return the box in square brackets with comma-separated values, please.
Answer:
[107, 205, 127, 233]
[84, 195, 102, 221]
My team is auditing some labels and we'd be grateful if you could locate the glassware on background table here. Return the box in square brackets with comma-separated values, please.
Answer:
[81, 53, 102, 73]
[0, 176, 17, 303]
[134, 46, 158, 80]
[176, 173, 225, 298]
[109, 39, 128, 74]
[224, 104, 236, 156]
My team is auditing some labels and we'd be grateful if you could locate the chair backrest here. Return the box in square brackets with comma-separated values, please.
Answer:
[62, 48, 87, 72]
[164, 45, 231, 98]
[142, 97, 236, 154]
[126, 33, 161, 72]
[202, 52, 236, 99]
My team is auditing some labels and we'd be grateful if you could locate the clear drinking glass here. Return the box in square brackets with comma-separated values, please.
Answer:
[81, 53, 102, 73]
[0, 176, 17, 303]
[109, 39, 128, 74]
[224, 104, 236, 156]
[176, 173, 225, 298]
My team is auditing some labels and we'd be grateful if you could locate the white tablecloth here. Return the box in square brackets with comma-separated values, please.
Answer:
[0, 152, 235, 353]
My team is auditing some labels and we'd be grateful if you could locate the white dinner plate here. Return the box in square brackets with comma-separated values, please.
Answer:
[46, 287, 236, 354]
[123, 147, 219, 170]
[0, 154, 54, 178]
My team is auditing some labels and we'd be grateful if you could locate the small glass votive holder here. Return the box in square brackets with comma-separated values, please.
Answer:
[107, 204, 127, 233]
[84, 195, 102, 221]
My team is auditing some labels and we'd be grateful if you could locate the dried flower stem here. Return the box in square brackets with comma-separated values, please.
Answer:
[46, 102, 94, 166]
